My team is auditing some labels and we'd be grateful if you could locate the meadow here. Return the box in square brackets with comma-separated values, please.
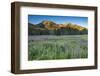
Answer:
[28, 35, 88, 60]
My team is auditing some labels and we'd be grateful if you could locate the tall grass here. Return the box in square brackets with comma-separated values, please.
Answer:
[28, 35, 88, 60]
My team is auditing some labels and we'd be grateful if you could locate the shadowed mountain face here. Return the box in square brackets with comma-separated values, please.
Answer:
[28, 20, 88, 35]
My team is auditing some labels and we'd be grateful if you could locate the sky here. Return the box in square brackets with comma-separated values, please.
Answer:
[28, 15, 88, 28]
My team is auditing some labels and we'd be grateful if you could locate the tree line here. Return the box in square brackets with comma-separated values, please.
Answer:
[28, 26, 88, 35]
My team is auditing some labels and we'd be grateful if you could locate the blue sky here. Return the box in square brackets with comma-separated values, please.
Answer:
[28, 15, 88, 27]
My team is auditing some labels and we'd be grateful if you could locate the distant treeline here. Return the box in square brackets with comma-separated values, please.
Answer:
[28, 27, 88, 35]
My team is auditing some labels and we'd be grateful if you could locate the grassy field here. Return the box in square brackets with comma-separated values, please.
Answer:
[28, 35, 88, 60]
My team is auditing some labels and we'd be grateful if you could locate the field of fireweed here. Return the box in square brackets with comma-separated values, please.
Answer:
[28, 35, 88, 60]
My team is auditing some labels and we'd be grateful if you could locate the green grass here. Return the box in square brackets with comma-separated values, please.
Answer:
[28, 35, 88, 60]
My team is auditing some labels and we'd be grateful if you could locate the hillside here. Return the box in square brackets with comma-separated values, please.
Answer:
[28, 20, 88, 35]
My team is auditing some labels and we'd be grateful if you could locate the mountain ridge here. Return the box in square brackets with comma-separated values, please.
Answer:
[29, 20, 87, 30]
[28, 20, 88, 35]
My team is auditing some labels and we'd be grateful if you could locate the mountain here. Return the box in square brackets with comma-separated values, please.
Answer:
[36, 20, 59, 30]
[28, 23, 38, 28]
[63, 23, 87, 31]
[28, 20, 88, 35]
